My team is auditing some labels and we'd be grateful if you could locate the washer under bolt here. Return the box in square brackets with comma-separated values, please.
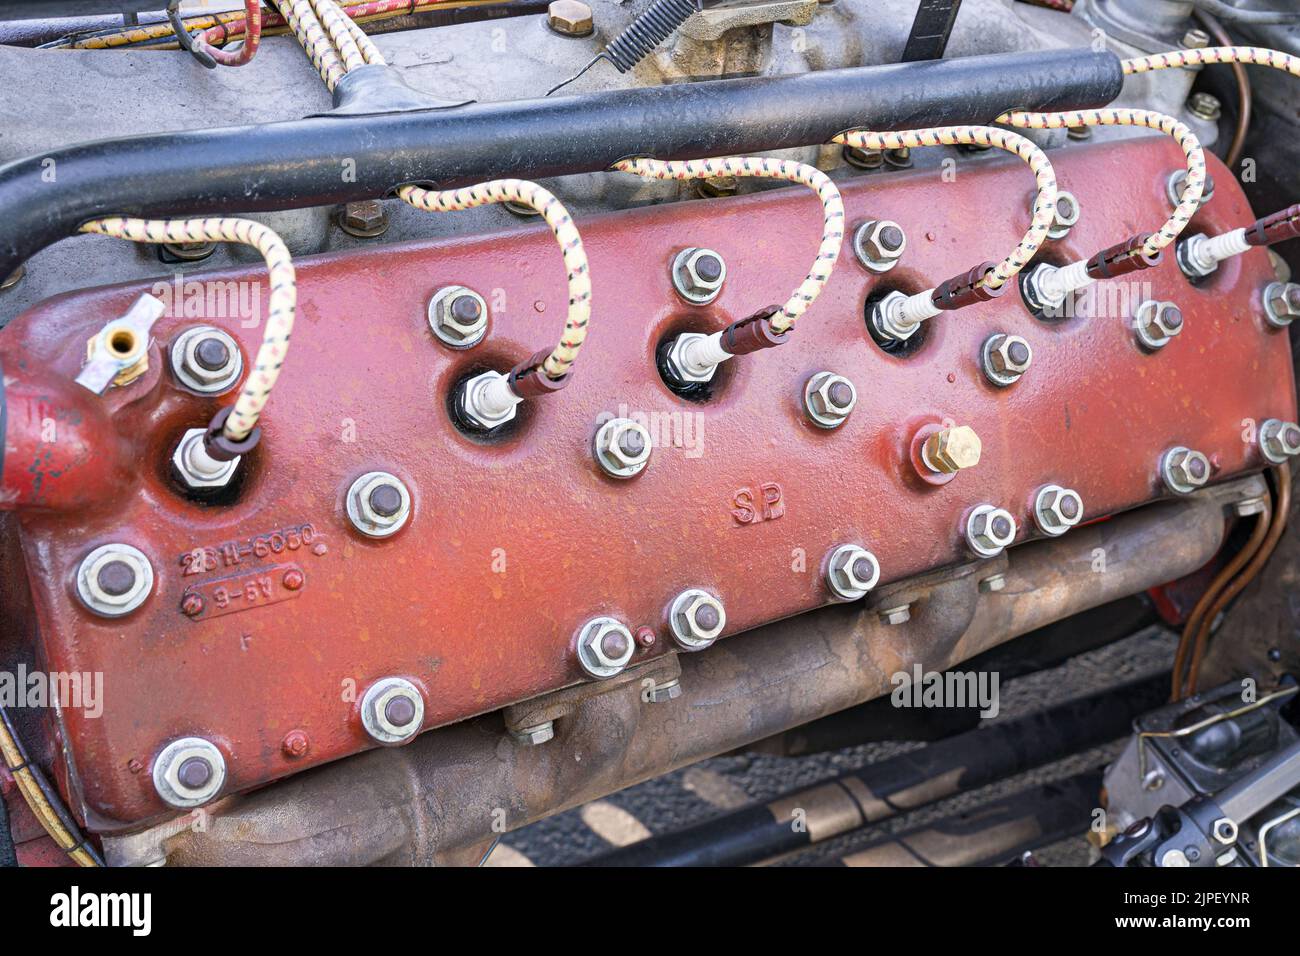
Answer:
[853, 219, 906, 273]
[1259, 418, 1300, 464]
[76, 543, 154, 618]
[965, 505, 1017, 558]
[668, 588, 727, 650]
[803, 371, 857, 428]
[360, 677, 425, 745]
[1033, 484, 1084, 536]
[671, 247, 726, 304]
[1160, 446, 1211, 495]
[576, 617, 635, 678]
[981, 333, 1032, 387]
[171, 326, 243, 393]
[152, 737, 226, 808]
[346, 471, 412, 537]
[428, 285, 489, 348]
[1134, 299, 1184, 350]
[825, 544, 881, 601]
[594, 417, 653, 478]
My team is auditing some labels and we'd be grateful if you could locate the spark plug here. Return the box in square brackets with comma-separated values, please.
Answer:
[457, 350, 569, 432]
[662, 306, 786, 387]
[871, 261, 1007, 344]
[1022, 234, 1162, 316]
[1177, 203, 1300, 280]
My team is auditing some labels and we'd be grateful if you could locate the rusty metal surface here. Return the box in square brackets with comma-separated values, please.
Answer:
[0, 137, 1293, 826]
[107, 489, 1232, 865]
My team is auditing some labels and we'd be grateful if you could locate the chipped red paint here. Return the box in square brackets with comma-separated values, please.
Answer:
[0, 138, 1293, 826]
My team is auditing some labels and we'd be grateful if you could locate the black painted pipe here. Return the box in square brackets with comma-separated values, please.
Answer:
[0, 49, 1122, 278]
[582, 674, 1167, 867]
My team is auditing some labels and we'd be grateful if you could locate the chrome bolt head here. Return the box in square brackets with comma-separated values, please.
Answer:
[360, 677, 425, 745]
[981, 333, 1032, 387]
[878, 604, 911, 626]
[594, 418, 653, 478]
[1212, 817, 1238, 846]
[1044, 190, 1080, 240]
[1033, 484, 1084, 536]
[1264, 282, 1300, 329]
[966, 505, 1017, 558]
[510, 721, 555, 746]
[152, 737, 226, 808]
[669, 588, 727, 650]
[853, 219, 906, 272]
[170, 326, 242, 393]
[1134, 299, 1184, 350]
[1259, 419, 1300, 464]
[671, 247, 726, 304]
[803, 371, 857, 429]
[646, 678, 683, 703]
[825, 544, 881, 601]
[1161, 446, 1211, 495]
[76, 543, 154, 618]
[576, 617, 635, 679]
[346, 471, 412, 537]
[428, 285, 488, 348]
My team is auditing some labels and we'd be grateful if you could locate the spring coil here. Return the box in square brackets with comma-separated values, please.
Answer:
[605, 0, 699, 72]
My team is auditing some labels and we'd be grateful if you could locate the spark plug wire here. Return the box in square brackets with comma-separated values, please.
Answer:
[80, 216, 297, 446]
[272, 0, 350, 89]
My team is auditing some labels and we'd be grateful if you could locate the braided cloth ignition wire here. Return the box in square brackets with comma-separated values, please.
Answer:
[1122, 44, 1300, 79]
[998, 108, 1204, 312]
[306, 0, 369, 72]
[193, 0, 264, 66]
[830, 126, 1057, 340]
[80, 217, 296, 444]
[271, 0, 349, 90]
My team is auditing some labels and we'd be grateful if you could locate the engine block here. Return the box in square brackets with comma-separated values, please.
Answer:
[2, 137, 1294, 826]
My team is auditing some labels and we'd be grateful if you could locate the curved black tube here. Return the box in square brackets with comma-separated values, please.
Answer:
[0, 49, 1123, 278]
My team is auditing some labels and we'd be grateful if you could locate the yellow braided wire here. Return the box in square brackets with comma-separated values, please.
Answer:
[397, 181, 591, 380]
[998, 107, 1204, 260]
[835, 127, 1057, 291]
[342, 8, 386, 64]
[66, 10, 245, 48]
[0, 718, 99, 867]
[308, 0, 367, 72]
[271, 0, 347, 90]
[80, 216, 297, 442]
[1123, 45, 1300, 78]
[613, 156, 843, 334]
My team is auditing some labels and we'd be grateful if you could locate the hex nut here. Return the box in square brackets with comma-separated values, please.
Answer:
[1043, 190, 1080, 240]
[853, 219, 906, 272]
[671, 247, 726, 304]
[360, 677, 425, 745]
[547, 0, 593, 35]
[76, 543, 154, 618]
[339, 199, 389, 238]
[1264, 282, 1300, 329]
[458, 370, 518, 431]
[346, 471, 412, 538]
[1160, 446, 1211, 495]
[1259, 419, 1300, 464]
[152, 737, 226, 808]
[978, 573, 1006, 593]
[1033, 484, 1084, 536]
[878, 604, 911, 626]
[981, 333, 1032, 387]
[669, 588, 726, 650]
[646, 678, 683, 704]
[922, 425, 982, 475]
[825, 544, 881, 601]
[428, 285, 489, 348]
[594, 418, 653, 478]
[170, 326, 243, 393]
[804, 371, 857, 428]
[511, 721, 555, 746]
[665, 331, 718, 385]
[172, 428, 241, 492]
[576, 617, 635, 678]
[870, 289, 921, 343]
[1212, 817, 1238, 846]
[1134, 299, 1184, 350]
[966, 505, 1018, 558]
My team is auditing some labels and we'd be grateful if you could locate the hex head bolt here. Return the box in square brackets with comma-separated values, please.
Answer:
[1134, 299, 1184, 350]
[360, 677, 425, 745]
[1264, 282, 1300, 329]
[428, 285, 489, 348]
[825, 545, 881, 601]
[594, 418, 653, 478]
[171, 326, 243, 393]
[981, 333, 1032, 387]
[965, 505, 1017, 559]
[346, 472, 412, 537]
[76, 543, 154, 617]
[668, 588, 727, 650]
[919, 425, 982, 477]
[1160, 446, 1212, 495]
[1259, 419, 1300, 464]
[1033, 484, 1085, 537]
[576, 617, 635, 678]
[803, 372, 857, 428]
[152, 737, 227, 809]
[1038, 190, 1080, 241]
[853, 220, 906, 273]
[671, 247, 727, 305]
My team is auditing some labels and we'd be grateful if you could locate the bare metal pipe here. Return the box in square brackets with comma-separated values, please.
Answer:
[105, 484, 1247, 866]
